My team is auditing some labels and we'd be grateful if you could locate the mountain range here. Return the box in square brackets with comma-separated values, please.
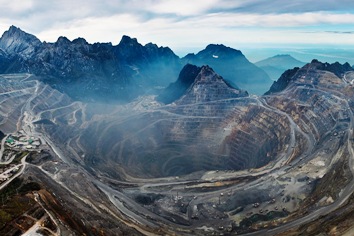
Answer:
[2, 25, 354, 236]
[0, 26, 181, 101]
[255, 54, 306, 80]
[0, 26, 272, 102]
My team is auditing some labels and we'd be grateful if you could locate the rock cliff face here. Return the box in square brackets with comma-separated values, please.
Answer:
[0, 26, 41, 58]
[182, 44, 272, 95]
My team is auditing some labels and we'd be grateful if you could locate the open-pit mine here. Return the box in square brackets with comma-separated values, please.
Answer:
[0, 60, 354, 236]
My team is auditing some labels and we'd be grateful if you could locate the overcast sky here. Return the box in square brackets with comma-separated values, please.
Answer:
[1, 0, 354, 56]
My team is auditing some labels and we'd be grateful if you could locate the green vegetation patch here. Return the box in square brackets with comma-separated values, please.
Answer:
[0, 178, 41, 229]
[12, 151, 29, 165]
[0, 210, 11, 223]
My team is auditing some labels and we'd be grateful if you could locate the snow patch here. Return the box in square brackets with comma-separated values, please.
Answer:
[212, 55, 219, 58]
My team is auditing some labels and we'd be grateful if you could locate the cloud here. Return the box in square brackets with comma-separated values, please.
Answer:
[1, 0, 354, 55]
[168, 12, 354, 29]
[0, 0, 34, 14]
[148, 0, 220, 16]
[214, 0, 354, 14]
[325, 31, 354, 34]
[36, 14, 143, 44]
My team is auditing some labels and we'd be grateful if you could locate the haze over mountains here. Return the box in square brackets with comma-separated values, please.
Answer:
[1, 24, 354, 236]
[255, 54, 305, 80]
[182, 44, 272, 94]
[0, 26, 274, 102]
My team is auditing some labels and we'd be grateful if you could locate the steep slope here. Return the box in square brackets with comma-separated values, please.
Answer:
[157, 64, 201, 104]
[175, 65, 248, 104]
[0, 49, 10, 72]
[158, 64, 248, 104]
[0, 25, 41, 58]
[266, 59, 354, 95]
[182, 44, 272, 95]
[264, 67, 300, 95]
[255, 54, 305, 80]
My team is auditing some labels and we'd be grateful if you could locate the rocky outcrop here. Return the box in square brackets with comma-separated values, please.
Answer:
[0, 25, 41, 58]
[157, 64, 201, 104]
[175, 65, 248, 104]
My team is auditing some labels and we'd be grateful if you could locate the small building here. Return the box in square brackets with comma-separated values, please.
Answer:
[5, 138, 15, 145]
[32, 141, 41, 147]
[19, 137, 27, 142]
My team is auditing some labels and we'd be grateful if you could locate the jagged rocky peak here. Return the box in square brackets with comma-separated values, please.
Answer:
[192, 65, 240, 87]
[72, 37, 88, 45]
[266, 59, 354, 95]
[195, 65, 218, 80]
[145, 42, 177, 59]
[176, 65, 248, 104]
[307, 59, 354, 77]
[118, 35, 139, 46]
[116, 36, 178, 60]
[55, 36, 71, 46]
[115, 35, 146, 60]
[0, 25, 41, 56]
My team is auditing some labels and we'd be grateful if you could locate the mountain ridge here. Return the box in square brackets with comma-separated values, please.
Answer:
[0, 26, 181, 101]
[265, 59, 354, 94]
[0, 26, 270, 101]
[182, 44, 272, 95]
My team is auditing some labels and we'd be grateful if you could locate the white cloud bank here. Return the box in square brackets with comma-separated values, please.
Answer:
[0, 0, 354, 54]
